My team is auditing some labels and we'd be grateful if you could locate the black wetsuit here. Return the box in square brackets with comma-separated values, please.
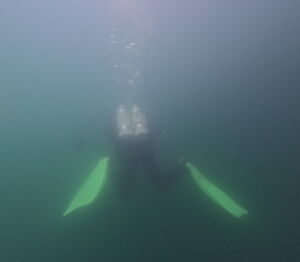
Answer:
[109, 133, 187, 198]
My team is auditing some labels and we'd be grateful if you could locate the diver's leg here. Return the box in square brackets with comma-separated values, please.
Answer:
[110, 150, 138, 198]
[118, 159, 138, 198]
[141, 149, 187, 189]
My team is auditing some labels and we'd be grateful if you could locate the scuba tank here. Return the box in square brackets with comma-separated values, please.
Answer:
[116, 105, 134, 137]
[131, 105, 149, 136]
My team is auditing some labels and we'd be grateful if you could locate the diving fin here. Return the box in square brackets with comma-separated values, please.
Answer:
[186, 162, 248, 218]
[63, 157, 109, 217]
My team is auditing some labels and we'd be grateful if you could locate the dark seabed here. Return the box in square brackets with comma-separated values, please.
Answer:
[0, 0, 299, 261]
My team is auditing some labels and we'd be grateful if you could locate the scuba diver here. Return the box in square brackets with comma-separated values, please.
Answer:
[109, 104, 188, 198]
[63, 104, 248, 219]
